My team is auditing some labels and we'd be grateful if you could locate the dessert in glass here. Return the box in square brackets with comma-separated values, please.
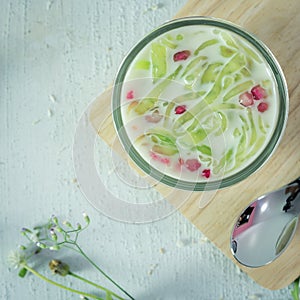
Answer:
[112, 17, 288, 191]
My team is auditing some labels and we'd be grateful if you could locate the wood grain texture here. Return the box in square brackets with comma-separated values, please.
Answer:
[90, 0, 300, 290]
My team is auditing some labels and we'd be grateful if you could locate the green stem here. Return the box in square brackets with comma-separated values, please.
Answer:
[75, 245, 135, 300]
[291, 277, 300, 300]
[23, 264, 103, 300]
[69, 272, 125, 300]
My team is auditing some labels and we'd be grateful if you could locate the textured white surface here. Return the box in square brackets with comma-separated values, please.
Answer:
[0, 0, 293, 299]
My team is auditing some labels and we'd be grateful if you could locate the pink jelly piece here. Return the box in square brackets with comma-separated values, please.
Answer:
[239, 92, 254, 107]
[150, 151, 170, 165]
[173, 50, 191, 62]
[202, 169, 211, 178]
[175, 105, 186, 114]
[185, 159, 201, 172]
[251, 85, 267, 100]
[174, 158, 185, 171]
[257, 102, 269, 113]
[126, 90, 134, 100]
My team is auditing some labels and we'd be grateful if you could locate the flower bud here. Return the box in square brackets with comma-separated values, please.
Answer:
[49, 245, 60, 251]
[49, 259, 70, 276]
[82, 212, 90, 224]
[34, 247, 42, 255]
[36, 242, 47, 249]
[50, 228, 58, 241]
[51, 215, 58, 225]
[21, 228, 32, 234]
[63, 220, 73, 228]
[55, 226, 63, 233]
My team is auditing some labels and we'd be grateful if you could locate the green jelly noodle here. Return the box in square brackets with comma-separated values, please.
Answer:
[119, 24, 279, 183]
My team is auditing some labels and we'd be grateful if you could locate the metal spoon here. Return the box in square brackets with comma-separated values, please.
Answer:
[230, 177, 300, 268]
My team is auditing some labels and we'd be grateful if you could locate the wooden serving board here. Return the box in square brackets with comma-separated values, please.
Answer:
[90, 0, 300, 290]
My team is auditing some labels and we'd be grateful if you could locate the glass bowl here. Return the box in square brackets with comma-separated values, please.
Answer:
[112, 17, 288, 191]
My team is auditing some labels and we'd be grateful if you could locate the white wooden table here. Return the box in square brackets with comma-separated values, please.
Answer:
[0, 1, 294, 299]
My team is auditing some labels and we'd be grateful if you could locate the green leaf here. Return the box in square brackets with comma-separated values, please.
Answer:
[291, 277, 300, 300]
[18, 268, 28, 278]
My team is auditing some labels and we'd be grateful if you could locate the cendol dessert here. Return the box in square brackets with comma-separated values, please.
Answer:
[114, 20, 284, 187]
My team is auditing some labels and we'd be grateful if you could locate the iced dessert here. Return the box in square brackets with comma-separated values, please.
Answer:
[118, 23, 279, 183]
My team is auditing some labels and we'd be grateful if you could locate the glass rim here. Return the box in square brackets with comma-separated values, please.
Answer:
[112, 16, 289, 191]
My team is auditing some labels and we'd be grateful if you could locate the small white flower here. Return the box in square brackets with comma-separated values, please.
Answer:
[7, 251, 26, 269]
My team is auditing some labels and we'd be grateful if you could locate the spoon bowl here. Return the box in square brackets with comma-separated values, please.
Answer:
[230, 177, 300, 268]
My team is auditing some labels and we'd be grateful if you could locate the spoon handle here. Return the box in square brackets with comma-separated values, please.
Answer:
[289, 177, 300, 185]
[283, 177, 300, 213]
